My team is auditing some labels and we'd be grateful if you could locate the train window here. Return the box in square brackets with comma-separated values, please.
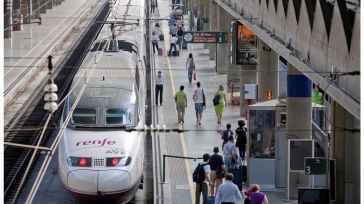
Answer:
[72, 108, 97, 125]
[106, 108, 132, 125]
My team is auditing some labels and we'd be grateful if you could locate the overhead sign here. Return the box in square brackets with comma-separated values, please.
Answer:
[183, 32, 228, 43]
[304, 157, 328, 175]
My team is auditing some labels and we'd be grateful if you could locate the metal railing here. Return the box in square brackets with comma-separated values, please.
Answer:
[162, 154, 202, 183]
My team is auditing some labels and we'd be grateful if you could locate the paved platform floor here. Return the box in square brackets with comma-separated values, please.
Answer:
[154, 1, 298, 203]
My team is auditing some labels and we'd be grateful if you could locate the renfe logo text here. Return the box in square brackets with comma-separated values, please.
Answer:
[76, 138, 116, 147]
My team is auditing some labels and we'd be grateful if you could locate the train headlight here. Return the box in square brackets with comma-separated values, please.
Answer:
[106, 156, 132, 167]
[68, 156, 92, 167]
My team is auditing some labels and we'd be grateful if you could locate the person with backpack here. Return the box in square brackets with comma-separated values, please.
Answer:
[208, 147, 225, 196]
[221, 123, 233, 149]
[214, 85, 227, 124]
[193, 153, 212, 204]
[235, 120, 247, 161]
[186, 53, 195, 83]
[223, 135, 238, 170]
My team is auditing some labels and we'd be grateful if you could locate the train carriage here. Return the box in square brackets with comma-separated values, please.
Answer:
[58, 0, 146, 202]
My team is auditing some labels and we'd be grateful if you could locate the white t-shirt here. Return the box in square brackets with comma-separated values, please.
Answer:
[170, 36, 178, 44]
[193, 88, 204, 103]
[201, 162, 211, 183]
[223, 141, 237, 157]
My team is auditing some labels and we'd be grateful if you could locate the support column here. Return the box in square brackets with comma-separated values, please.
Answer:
[257, 39, 278, 101]
[40, 0, 46, 13]
[4, 0, 12, 38]
[209, 0, 217, 60]
[286, 63, 312, 199]
[46, 0, 53, 9]
[216, 7, 228, 74]
[239, 65, 257, 116]
[33, 0, 40, 18]
[227, 15, 242, 86]
[23, 0, 32, 24]
[202, 0, 210, 48]
[332, 103, 360, 204]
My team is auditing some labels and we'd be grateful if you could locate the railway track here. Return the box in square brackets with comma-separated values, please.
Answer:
[3, 2, 110, 203]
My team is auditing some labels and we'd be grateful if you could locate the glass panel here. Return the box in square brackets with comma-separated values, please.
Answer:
[72, 108, 97, 125]
[249, 110, 276, 158]
[106, 107, 132, 125]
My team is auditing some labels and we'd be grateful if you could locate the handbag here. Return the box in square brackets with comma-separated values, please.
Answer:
[244, 197, 251, 204]
[202, 89, 206, 107]
[213, 94, 220, 106]
[193, 72, 196, 80]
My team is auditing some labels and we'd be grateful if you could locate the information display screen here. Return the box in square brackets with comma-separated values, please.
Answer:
[298, 188, 330, 204]
[183, 32, 227, 43]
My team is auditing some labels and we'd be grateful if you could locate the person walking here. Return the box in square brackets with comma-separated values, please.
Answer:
[186, 53, 195, 83]
[221, 123, 233, 149]
[208, 147, 226, 196]
[193, 81, 206, 125]
[215, 173, 242, 204]
[222, 136, 238, 170]
[214, 85, 227, 124]
[168, 34, 178, 56]
[177, 26, 184, 50]
[151, 0, 156, 14]
[151, 31, 159, 53]
[174, 85, 187, 123]
[244, 184, 269, 204]
[170, 24, 178, 36]
[194, 153, 212, 204]
[235, 120, 247, 161]
[155, 71, 164, 106]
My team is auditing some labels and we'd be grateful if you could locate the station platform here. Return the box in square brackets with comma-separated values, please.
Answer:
[153, 1, 297, 203]
[4, 0, 103, 126]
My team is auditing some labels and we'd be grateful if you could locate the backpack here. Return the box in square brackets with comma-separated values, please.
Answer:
[222, 130, 233, 141]
[213, 94, 220, 106]
[192, 163, 207, 183]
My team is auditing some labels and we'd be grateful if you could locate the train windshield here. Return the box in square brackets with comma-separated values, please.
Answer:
[106, 107, 133, 126]
[72, 108, 97, 125]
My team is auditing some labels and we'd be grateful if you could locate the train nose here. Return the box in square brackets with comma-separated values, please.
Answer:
[67, 170, 131, 194]
[98, 170, 131, 192]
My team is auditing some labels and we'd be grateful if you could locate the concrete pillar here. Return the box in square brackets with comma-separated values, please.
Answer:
[40, 0, 46, 13]
[286, 63, 312, 199]
[209, 0, 217, 60]
[23, 0, 32, 24]
[202, 0, 210, 48]
[332, 103, 360, 204]
[239, 65, 257, 116]
[4, 0, 13, 38]
[216, 7, 229, 74]
[33, 0, 40, 18]
[257, 39, 278, 101]
[46, 0, 53, 9]
[227, 15, 242, 84]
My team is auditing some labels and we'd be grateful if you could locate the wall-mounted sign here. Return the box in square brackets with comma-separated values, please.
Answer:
[183, 32, 227, 43]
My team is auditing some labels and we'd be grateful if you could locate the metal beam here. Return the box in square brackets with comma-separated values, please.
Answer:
[215, 0, 360, 119]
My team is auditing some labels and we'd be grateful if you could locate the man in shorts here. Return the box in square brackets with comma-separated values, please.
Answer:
[193, 81, 205, 125]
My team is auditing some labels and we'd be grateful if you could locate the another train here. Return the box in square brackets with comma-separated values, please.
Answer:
[58, 0, 146, 202]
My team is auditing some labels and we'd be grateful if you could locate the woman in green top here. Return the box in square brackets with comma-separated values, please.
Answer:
[214, 85, 227, 124]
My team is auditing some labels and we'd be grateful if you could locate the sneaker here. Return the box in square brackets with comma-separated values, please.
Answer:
[160, 104, 163, 106]
[181, 120, 184, 123]
[198, 121, 201, 126]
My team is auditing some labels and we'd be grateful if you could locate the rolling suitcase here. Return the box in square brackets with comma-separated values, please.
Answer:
[182, 41, 187, 49]
[157, 48, 163, 56]
[205, 196, 215, 204]
[228, 166, 244, 191]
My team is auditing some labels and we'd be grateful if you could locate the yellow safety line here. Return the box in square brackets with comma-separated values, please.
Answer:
[163, 38, 195, 204]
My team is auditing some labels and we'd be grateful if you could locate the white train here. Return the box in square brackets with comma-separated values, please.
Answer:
[58, 0, 146, 202]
